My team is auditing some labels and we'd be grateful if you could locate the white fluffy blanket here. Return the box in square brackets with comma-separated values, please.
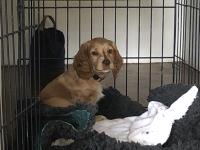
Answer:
[93, 86, 198, 145]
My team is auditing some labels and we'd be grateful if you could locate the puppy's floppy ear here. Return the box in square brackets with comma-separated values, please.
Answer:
[73, 41, 93, 79]
[112, 42, 123, 79]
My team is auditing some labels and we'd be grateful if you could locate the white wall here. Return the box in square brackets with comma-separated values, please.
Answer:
[23, 0, 175, 64]
[1, 0, 18, 65]
[1, 0, 175, 65]
[175, 0, 200, 70]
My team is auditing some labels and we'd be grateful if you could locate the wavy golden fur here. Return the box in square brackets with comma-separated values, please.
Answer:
[40, 37, 123, 107]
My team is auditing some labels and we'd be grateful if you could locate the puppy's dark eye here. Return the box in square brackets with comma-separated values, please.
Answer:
[108, 49, 113, 54]
[91, 51, 99, 56]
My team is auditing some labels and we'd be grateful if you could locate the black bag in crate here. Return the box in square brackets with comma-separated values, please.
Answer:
[30, 15, 65, 95]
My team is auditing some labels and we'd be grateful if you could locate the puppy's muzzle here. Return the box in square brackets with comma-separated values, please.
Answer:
[102, 59, 110, 66]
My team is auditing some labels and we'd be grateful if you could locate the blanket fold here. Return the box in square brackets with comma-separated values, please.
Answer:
[35, 84, 200, 150]
[93, 86, 198, 145]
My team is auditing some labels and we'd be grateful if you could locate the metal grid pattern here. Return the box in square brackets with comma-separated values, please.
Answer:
[21, 0, 175, 99]
[174, 0, 200, 84]
[0, 0, 199, 149]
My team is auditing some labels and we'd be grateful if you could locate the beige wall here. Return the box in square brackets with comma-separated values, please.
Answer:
[175, 1, 200, 70]
[1, 0, 18, 65]
[23, 0, 175, 64]
[2, 0, 175, 65]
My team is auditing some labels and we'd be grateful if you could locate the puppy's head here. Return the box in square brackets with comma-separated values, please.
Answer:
[73, 37, 123, 80]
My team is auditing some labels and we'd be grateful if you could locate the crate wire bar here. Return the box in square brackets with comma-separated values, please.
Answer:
[0, 0, 200, 149]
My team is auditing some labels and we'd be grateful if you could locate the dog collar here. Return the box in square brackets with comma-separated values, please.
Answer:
[93, 74, 105, 82]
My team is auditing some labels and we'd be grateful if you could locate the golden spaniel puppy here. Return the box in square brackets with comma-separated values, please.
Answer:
[40, 37, 123, 107]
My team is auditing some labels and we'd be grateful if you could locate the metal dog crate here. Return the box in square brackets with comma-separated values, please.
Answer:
[0, 0, 200, 149]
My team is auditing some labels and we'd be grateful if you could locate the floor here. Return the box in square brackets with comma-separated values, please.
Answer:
[2, 62, 174, 108]
[102, 62, 173, 106]
[0, 62, 182, 146]
[3, 62, 200, 149]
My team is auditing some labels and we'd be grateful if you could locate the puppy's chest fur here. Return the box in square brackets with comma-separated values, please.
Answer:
[41, 67, 104, 105]
[61, 71, 104, 103]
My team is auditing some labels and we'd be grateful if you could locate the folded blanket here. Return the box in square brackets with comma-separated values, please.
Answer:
[93, 86, 198, 145]
[39, 84, 200, 150]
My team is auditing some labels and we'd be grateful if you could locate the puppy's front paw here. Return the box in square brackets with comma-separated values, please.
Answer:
[95, 115, 107, 122]
[51, 138, 74, 146]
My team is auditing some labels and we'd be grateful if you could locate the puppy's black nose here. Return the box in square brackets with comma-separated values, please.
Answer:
[102, 59, 110, 65]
